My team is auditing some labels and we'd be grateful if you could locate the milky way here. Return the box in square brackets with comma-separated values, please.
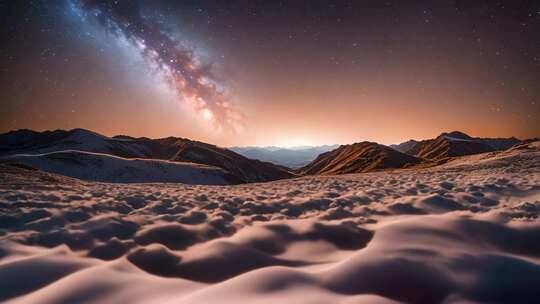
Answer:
[74, 0, 243, 132]
[2, 1, 538, 144]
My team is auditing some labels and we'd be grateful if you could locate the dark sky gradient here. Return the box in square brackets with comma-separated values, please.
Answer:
[1, 0, 539, 146]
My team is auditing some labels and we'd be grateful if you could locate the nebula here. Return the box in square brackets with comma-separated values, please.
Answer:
[74, 0, 243, 132]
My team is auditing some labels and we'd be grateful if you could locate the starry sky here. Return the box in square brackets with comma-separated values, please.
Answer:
[1, 0, 539, 147]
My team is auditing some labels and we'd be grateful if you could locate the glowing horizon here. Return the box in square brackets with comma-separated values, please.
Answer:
[1, 1, 538, 147]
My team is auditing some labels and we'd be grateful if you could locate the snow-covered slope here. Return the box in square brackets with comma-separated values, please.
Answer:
[1, 150, 239, 185]
[0, 128, 161, 158]
[162, 138, 297, 183]
[441, 139, 540, 170]
[0, 140, 539, 303]
[0, 129, 295, 183]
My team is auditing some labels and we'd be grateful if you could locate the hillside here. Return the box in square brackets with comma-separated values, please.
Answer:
[158, 138, 297, 183]
[389, 139, 419, 153]
[1, 150, 239, 185]
[0, 129, 295, 183]
[404, 131, 520, 160]
[300, 141, 423, 175]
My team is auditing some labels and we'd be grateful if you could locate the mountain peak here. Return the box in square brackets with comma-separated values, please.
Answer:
[300, 141, 422, 175]
[390, 139, 420, 153]
[440, 131, 472, 140]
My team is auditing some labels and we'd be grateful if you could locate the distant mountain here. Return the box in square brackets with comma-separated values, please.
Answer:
[389, 140, 419, 153]
[404, 131, 520, 160]
[2, 150, 239, 185]
[230, 145, 339, 168]
[299, 142, 422, 175]
[0, 129, 295, 183]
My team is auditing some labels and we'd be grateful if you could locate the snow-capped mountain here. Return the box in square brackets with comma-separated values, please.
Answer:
[0, 129, 295, 184]
[3, 150, 239, 185]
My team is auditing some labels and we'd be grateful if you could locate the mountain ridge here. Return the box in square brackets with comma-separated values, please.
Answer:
[402, 131, 520, 160]
[299, 141, 423, 175]
[0, 128, 295, 183]
[0, 129, 529, 182]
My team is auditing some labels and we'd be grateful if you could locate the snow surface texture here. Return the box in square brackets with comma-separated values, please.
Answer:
[0, 142, 539, 303]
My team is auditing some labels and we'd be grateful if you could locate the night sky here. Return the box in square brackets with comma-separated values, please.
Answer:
[1, 0, 539, 146]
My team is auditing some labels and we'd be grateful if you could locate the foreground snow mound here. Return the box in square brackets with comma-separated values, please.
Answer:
[1, 150, 239, 185]
[0, 142, 538, 303]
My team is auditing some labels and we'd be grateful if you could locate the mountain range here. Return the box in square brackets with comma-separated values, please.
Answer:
[394, 131, 520, 160]
[0, 128, 528, 184]
[0, 129, 295, 184]
[230, 145, 339, 168]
